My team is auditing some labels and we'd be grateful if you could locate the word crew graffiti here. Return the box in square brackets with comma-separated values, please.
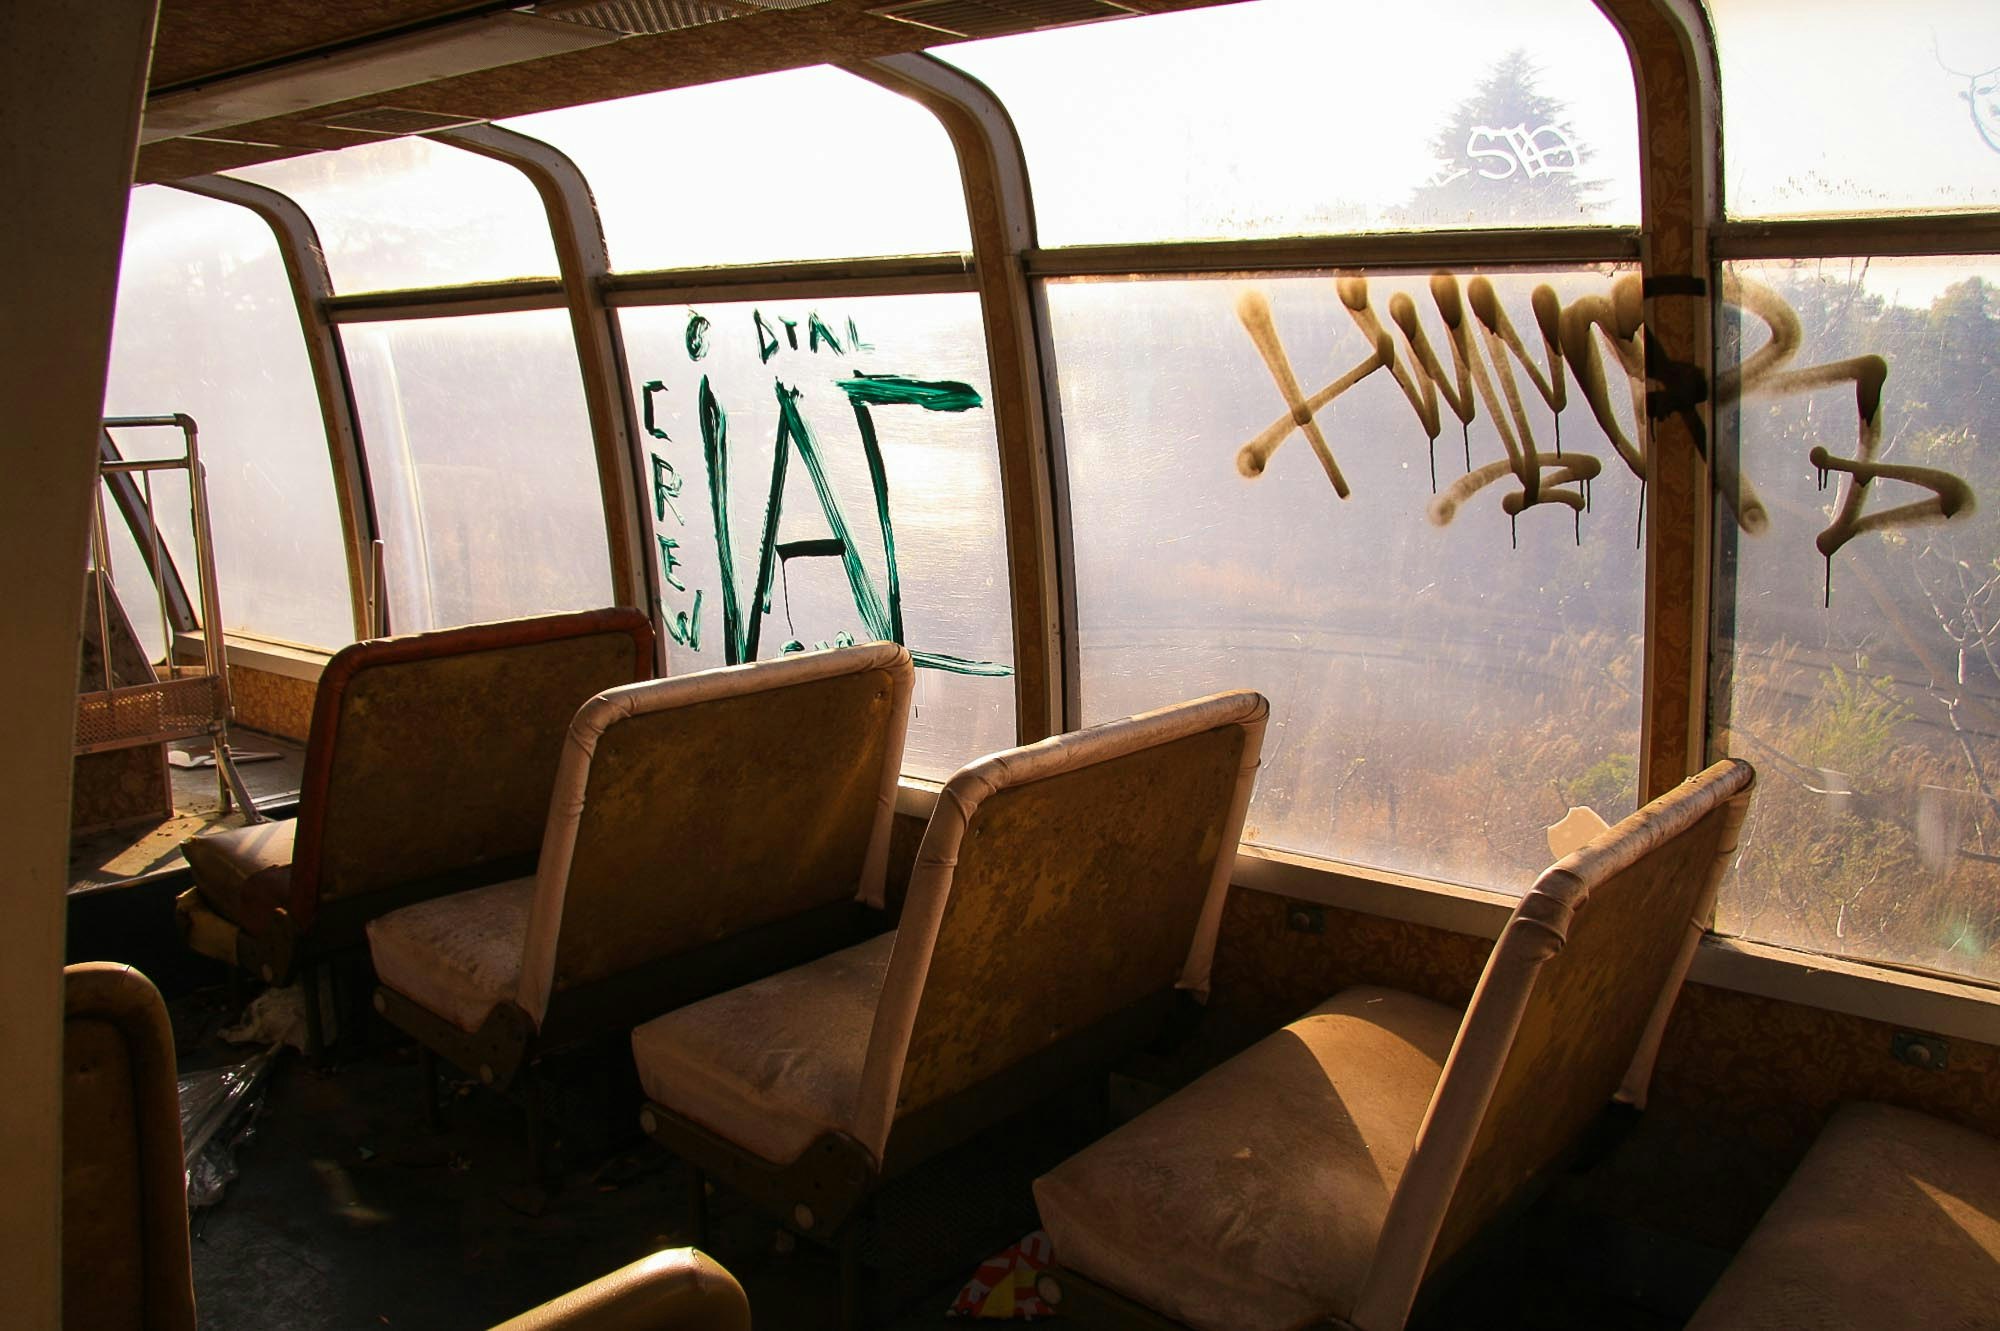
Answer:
[1236, 270, 1975, 600]
[641, 310, 1010, 677]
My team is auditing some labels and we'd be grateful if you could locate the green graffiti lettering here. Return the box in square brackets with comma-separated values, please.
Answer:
[781, 317, 800, 350]
[642, 380, 670, 440]
[685, 312, 711, 361]
[691, 369, 1009, 679]
[754, 311, 780, 364]
[657, 535, 687, 592]
[651, 454, 684, 525]
[665, 589, 703, 651]
[847, 317, 872, 352]
[808, 312, 844, 355]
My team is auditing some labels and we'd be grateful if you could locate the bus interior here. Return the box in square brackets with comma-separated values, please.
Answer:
[8, 0, 2000, 1327]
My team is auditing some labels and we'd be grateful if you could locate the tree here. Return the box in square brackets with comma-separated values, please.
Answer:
[1395, 49, 1607, 228]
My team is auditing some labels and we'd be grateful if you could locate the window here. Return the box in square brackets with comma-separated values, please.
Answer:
[228, 136, 560, 292]
[343, 310, 613, 631]
[501, 67, 970, 272]
[104, 185, 353, 650]
[940, 0, 1639, 245]
[1710, 0, 2000, 218]
[1712, 256, 2000, 981]
[1051, 268, 1646, 892]
[620, 293, 1014, 778]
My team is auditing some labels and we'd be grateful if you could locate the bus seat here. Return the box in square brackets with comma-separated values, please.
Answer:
[366, 643, 913, 1101]
[175, 608, 654, 1050]
[63, 962, 197, 1331]
[1684, 1101, 2000, 1330]
[492, 1248, 750, 1331]
[629, 691, 1268, 1295]
[1031, 758, 1755, 1331]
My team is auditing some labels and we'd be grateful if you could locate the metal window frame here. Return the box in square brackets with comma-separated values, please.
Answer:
[166, 173, 382, 641]
[432, 122, 654, 640]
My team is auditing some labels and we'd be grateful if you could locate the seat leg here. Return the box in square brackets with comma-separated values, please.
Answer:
[301, 959, 325, 1063]
[687, 1165, 710, 1247]
[838, 1204, 871, 1331]
[419, 1044, 442, 1132]
[523, 1068, 555, 1184]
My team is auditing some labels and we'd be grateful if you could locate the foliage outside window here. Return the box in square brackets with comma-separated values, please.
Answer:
[343, 310, 613, 632]
[1053, 266, 1647, 894]
[939, 0, 1638, 245]
[1709, 0, 2000, 218]
[1713, 257, 2000, 982]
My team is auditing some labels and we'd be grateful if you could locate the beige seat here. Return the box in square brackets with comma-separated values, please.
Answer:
[367, 643, 915, 1100]
[630, 691, 1269, 1306]
[491, 1249, 751, 1331]
[1032, 758, 1756, 1331]
[1684, 1101, 2000, 1331]
[176, 609, 655, 1052]
[63, 963, 197, 1331]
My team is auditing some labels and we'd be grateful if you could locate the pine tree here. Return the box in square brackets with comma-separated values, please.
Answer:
[1395, 50, 1607, 227]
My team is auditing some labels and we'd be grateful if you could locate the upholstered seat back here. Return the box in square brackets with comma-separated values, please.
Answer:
[293, 609, 654, 927]
[515, 643, 914, 1025]
[1351, 758, 1755, 1331]
[849, 692, 1268, 1160]
[61, 963, 196, 1331]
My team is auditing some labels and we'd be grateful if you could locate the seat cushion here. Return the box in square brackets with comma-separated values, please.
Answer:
[366, 877, 535, 1034]
[632, 932, 895, 1167]
[1034, 986, 1463, 1331]
[181, 818, 297, 937]
[1686, 1101, 2000, 1331]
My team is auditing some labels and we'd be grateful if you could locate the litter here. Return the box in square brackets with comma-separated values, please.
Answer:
[177, 1047, 276, 1209]
[949, 1230, 1057, 1320]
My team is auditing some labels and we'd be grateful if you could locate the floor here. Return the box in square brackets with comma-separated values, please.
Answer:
[68, 729, 304, 893]
[174, 986, 1089, 1331]
[168, 982, 1725, 1331]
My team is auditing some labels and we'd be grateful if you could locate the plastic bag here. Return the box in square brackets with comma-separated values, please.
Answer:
[177, 1048, 275, 1209]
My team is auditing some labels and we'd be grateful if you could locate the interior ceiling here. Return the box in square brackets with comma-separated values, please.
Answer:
[136, 0, 1239, 185]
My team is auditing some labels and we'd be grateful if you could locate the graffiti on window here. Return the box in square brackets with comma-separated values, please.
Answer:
[1234, 270, 1976, 600]
[640, 310, 1010, 677]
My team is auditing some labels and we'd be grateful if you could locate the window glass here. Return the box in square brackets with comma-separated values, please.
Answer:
[1053, 267, 1647, 892]
[1713, 256, 2000, 982]
[939, 0, 1639, 246]
[229, 137, 558, 292]
[1711, 0, 2000, 218]
[343, 310, 612, 631]
[103, 185, 354, 650]
[620, 294, 1013, 778]
[502, 66, 970, 272]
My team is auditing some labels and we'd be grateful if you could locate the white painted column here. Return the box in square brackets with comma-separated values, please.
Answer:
[0, 2, 159, 1323]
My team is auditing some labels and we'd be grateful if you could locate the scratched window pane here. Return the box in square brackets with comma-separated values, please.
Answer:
[229, 137, 559, 293]
[938, 0, 1638, 246]
[1711, 0, 2000, 218]
[343, 310, 613, 631]
[1051, 269, 1646, 893]
[501, 67, 970, 271]
[1712, 256, 2000, 982]
[619, 294, 1014, 781]
[102, 186, 354, 650]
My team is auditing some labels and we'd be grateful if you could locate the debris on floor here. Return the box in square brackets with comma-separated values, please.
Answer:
[178, 1048, 276, 1208]
[949, 1230, 1056, 1319]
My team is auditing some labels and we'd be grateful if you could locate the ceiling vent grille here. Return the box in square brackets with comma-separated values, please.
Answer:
[320, 106, 487, 135]
[868, 0, 1137, 39]
[539, 0, 835, 35]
